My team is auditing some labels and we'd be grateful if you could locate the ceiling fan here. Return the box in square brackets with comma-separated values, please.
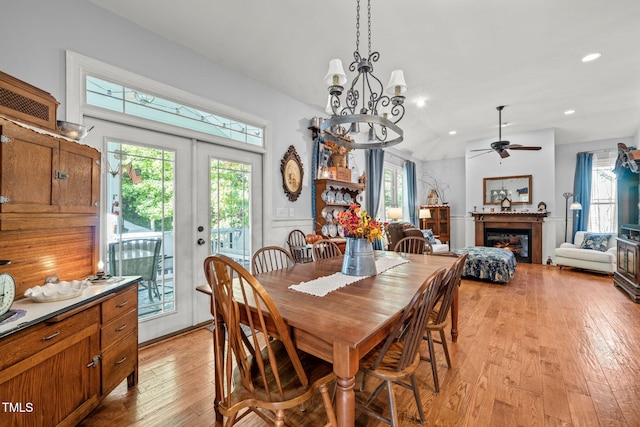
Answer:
[470, 106, 542, 159]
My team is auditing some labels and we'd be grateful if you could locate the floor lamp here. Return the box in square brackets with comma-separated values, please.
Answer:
[563, 192, 583, 242]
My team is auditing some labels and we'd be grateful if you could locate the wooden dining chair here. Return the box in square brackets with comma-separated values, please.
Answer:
[393, 236, 427, 254]
[357, 267, 446, 426]
[287, 229, 313, 263]
[251, 246, 295, 274]
[312, 239, 342, 261]
[203, 254, 337, 427]
[421, 252, 468, 393]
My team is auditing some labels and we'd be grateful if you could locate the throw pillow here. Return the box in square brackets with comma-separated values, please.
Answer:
[580, 233, 613, 252]
[422, 229, 436, 244]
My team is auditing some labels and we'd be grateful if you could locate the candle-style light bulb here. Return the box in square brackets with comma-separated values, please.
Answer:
[97, 260, 104, 273]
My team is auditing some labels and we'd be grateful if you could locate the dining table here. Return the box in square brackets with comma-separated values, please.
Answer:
[198, 250, 457, 427]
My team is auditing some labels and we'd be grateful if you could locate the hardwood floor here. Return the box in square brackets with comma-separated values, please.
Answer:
[79, 264, 640, 426]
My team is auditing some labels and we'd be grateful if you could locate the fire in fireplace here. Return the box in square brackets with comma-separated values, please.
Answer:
[484, 228, 532, 263]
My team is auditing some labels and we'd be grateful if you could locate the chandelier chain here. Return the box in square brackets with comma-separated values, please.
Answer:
[355, 0, 361, 54]
[367, 0, 371, 57]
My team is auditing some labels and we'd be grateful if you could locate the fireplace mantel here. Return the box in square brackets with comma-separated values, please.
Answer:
[471, 211, 548, 264]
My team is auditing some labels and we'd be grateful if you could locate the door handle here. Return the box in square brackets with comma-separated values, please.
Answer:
[197, 238, 206, 246]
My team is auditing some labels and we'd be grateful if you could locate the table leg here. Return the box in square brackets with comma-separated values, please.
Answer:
[451, 286, 459, 342]
[333, 342, 358, 426]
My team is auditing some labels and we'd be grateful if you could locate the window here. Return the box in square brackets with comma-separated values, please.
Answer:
[86, 75, 264, 147]
[588, 151, 617, 232]
[382, 165, 404, 221]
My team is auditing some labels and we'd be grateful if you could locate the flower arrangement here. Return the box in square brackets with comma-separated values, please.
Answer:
[336, 204, 383, 242]
[324, 140, 351, 155]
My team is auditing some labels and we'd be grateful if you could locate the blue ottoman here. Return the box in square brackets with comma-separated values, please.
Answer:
[455, 246, 517, 283]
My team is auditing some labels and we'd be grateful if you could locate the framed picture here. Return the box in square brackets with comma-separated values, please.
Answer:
[281, 145, 303, 201]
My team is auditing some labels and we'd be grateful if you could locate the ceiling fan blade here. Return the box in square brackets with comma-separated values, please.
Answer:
[509, 146, 542, 151]
[470, 148, 493, 152]
[498, 149, 510, 158]
[468, 150, 493, 159]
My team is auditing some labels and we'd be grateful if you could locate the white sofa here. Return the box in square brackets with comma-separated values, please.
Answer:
[554, 231, 617, 274]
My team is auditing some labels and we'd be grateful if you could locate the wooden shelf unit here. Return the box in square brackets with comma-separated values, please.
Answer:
[314, 179, 364, 238]
[419, 204, 450, 244]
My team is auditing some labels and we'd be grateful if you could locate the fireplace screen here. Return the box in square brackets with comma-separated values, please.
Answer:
[485, 229, 531, 262]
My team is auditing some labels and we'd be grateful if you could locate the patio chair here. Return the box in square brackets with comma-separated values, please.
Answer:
[109, 238, 162, 301]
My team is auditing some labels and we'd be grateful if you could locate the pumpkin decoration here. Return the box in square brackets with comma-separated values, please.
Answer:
[305, 233, 322, 244]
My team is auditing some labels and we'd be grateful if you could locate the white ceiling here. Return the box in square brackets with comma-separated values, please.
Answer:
[88, 0, 640, 161]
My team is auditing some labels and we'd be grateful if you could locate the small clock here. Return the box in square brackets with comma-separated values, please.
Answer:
[280, 145, 304, 202]
[0, 273, 16, 322]
[501, 197, 512, 211]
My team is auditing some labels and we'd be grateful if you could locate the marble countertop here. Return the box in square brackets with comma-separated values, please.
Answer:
[0, 276, 140, 339]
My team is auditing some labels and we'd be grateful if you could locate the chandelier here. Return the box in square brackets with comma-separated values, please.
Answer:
[320, 0, 407, 149]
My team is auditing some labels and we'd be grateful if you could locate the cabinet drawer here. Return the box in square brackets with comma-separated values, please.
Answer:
[101, 329, 137, 395]
[0, 305, 100, 370]
[102, 284, 138, 324]
[101, 308, 138, 350]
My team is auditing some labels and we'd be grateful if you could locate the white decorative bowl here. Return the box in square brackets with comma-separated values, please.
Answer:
[24, 280, 90, 303]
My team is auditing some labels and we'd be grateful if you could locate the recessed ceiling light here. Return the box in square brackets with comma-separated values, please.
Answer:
[500, 122, 508, 128]
[582, 52, 602, 62]
[564, 109, 575, 115]
[449, 130, 457, 135]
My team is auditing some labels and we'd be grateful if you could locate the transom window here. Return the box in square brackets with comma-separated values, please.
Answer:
[86, 75, 264, 147]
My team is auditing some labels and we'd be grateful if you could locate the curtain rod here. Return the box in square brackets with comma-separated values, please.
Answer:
[579, 147, 616, 155]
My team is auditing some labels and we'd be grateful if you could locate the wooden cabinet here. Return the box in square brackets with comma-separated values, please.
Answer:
[419, 204, 450, 244]
[100, 284, 139, 395]
[0, 117, 100, 219]
[0, 306, 101, 427]
[314, 179, 365, 237]
[614, 226, 640, 302]
[0, 280, 139, 426]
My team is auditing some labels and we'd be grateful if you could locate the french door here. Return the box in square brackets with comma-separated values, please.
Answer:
[84, 118, 194, 342]
[192, 142, 264, 326]
[84, 117, 265, 338]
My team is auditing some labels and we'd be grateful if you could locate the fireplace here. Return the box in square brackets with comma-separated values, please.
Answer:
[484, 228, 532, 263]
[471, 211, 547, 264]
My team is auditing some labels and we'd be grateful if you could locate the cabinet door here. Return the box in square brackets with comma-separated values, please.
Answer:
[0, 315, 100, 426]
[58, 140, 100, 214]
[0, 122, 59, 213]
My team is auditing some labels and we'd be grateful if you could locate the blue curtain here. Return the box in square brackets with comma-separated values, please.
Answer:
[572, 152, 593, 238]
[366, 149, 385, 250]
[404, 160, 417, 227]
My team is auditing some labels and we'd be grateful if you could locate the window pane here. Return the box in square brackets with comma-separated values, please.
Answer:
[588, 153, 617, 232]
[107, 142, 176, 320]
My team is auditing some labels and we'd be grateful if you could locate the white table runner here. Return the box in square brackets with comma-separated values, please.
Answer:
[288, 258, 409, 297]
